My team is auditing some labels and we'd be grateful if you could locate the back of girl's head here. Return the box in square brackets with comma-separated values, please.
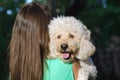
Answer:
[9, 2, 50, 80]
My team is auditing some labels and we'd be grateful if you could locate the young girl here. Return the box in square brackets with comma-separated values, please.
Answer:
[9, 2, 78, 80]
[9, 2, 50, 80]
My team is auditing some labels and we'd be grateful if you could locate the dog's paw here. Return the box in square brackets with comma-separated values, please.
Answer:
[89, 65, 97, 80]
[78, 69, 89, 80]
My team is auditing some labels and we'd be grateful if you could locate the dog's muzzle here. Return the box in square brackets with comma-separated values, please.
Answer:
[60, 44, 71, 60]
[61, 44, 68, 51]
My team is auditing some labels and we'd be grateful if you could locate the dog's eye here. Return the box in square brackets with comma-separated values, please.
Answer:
[69, 34, 74, 38]
[57, 35, 61, 39]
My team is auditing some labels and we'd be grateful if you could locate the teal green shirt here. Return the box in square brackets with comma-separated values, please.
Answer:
[43, 58, 74, 80]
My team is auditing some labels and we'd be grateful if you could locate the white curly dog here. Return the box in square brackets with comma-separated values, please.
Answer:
[48, 16, 97, 80]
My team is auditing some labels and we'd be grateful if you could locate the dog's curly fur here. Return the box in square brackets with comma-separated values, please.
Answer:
[48, 16, 97, 80]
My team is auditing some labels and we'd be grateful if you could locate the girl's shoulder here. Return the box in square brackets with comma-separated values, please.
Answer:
[44, 58, 74, 80]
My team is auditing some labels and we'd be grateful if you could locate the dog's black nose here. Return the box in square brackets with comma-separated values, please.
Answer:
[61, 44, 68, 51]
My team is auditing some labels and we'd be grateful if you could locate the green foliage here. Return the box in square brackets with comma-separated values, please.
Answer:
[78, 1, 120, 46]
[55, 0, 74, 14]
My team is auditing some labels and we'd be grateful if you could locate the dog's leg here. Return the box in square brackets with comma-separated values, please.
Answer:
[78, 68, 89, 80]
[78, 58, 97, 80]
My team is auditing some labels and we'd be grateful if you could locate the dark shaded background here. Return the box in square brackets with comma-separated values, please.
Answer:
[0, 0, 120, 80]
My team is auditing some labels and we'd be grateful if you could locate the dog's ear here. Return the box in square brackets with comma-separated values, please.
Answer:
[76, 27, 96, 60]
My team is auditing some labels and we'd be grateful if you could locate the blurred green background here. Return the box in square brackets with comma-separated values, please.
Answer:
[0, 0, 120, 80]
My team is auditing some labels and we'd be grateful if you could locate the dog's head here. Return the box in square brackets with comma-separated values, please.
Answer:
[48, 16, 95, 62]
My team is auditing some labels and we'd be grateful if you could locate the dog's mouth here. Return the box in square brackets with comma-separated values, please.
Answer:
[62, 52, 71, 60]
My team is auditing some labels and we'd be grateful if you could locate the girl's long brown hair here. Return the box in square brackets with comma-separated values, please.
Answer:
[9, 2, 50, 80]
